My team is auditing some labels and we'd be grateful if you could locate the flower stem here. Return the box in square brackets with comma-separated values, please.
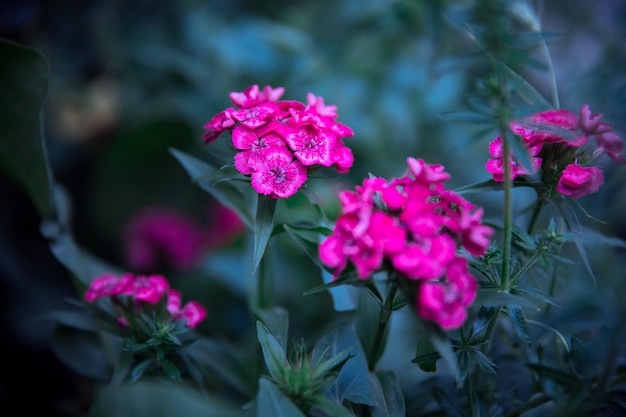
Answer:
[368, 281, 398, 371]
[500, 116, 513, 291]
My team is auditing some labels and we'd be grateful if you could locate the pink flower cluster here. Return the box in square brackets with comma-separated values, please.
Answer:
[486, 104, 625, 199]
[319, 157, 494, 330]
[123, 204, 244, 272]
[84, 272, 207, 328]
[203, 84, 355, 198]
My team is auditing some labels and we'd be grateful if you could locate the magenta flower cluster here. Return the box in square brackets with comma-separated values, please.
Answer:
[85, 272, 207, 328]
[319, 157, 494, 330]
[123, 204, 245, 272]
[486, 104, 625, 198]
[203, 84, 355, 198]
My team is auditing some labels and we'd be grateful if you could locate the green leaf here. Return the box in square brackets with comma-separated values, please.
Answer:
[470, 306, 498, 339]
[39, 309, 98, 332]
[169, 147, 254, 229]
[512, 285, 562, 310]
[256, 321, 288, 382]
[111, 348, 133, 386]
[310, 396, 356, 417]
[254, 306, 290, 352]
[314, 320, 373, 406]
[160, 357, 182, 381]
[454, 179, 503, 194]
[508, 305, 532, 347]
[130, 358, 154, 382]
[549, 197, 596, 285]
[49, 324, 111, 381]
[369, 370, 406, 417]
[0, 39, 54, 219]
[466, 349, 498, 375]
[475, 287, 539, 309]
[412, 333, 440, 372]
[282, 223, 328, 270]
[526, 363, 583, 391]
[90, 380, 247, 417]
[256, 378, 307, 417]
[45, 231, 123, 286]
[252, 195, 277, 274]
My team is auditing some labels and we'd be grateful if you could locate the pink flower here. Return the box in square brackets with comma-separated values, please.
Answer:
[594, 132, 626, 163]
[204, 204, 245, 249]
[284, 123, 335, 167]
[133, 274, 169, 304]
[166, 289, 207, 328]
[250, 147, 307, 198]
[202, 85, 355, 199]
[485, 136, 542, 182]
[319, 158, 492, 330]
[556, 164, 604, 199]
[232, 126, 288, 175]
[579, 104, 613, 136]
[416, 258, 478, 330]
[509, 109, 587, 147]
[123, 207, 206, 272]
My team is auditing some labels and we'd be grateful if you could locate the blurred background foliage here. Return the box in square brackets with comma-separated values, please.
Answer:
[1, 0, 625, 415]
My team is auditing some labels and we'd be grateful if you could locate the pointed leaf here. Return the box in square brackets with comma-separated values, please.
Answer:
[548, 197, 596, 284]
[315, 320, 373, 406]
[169, 147, 254, 228]
[310, 396, 356, 417]
[412, 333, 440, 372]
[256, 321, 287, 382]
[254, 307, 290, 352]
[508, 305, 532, 347]
[252, 195, 277, 274]
[526, 363, 583, 391]
[512, 285, 562, 310]
[368, 370, 405, 417]
[0, 39, 54, 219]
[256, 378, 307, 417]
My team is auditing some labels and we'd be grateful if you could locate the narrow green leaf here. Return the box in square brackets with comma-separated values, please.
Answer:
[508, 305, 532, 347]
[453, 179, 503, 194]
[370, 370, 406, 417]
[412, 333, 440, 372]
[160, 357, 181, 381]
[256, 378, 307, 417]
[282, 224, 326, 270]
[256, 321, 287, 382]
[0, 39, 54, 219]
[169, 147, 254, 229]
[548, 197, 596, 285]
[130, 358, 154, 382]
[254, 307, 290, 352]
[467, 349, 498, 375]
[90, 380, 246, 417]
[252, 195, 277, 274]
[111, 348, 133, 386]
[526, 363, 583, 391]
[310, 396, 355, 417]
[471, 306, 498, 339]
[314, 320, 373, 406]
[512, 285, 562, 310]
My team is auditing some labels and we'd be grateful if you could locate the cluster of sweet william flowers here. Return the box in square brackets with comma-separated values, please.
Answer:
[84, 272, 207, 328]
[486, 104, 625, 198]
[203, 84, 355, 198]
[123, 204, 244, 272]
[319, 157, 494, 330]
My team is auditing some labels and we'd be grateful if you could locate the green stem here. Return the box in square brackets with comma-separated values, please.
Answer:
[480, 306, 502, 355]
[527, 198, 544, 235]
[500, 120, 513, 291]
[509, 250, 542, 286]
[368, 282, 398, 371]
[540, 38, 560, 109]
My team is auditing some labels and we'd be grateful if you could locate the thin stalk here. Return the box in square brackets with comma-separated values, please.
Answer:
[368, 282, 398, 371]
[500, 120, 513, 291]
[467, 360, 475, 417]
[480, 306, 502, 355]
[509, 250, 542, 286]
[540, 38, 560, 109]
[526, 198, 545, 235]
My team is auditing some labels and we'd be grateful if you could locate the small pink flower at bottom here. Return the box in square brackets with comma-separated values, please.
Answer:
[166, 289, 207, 328]
[416, 258, 478, 330]
[250, 148, 307, 198]
[556, 164, 604, 199]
